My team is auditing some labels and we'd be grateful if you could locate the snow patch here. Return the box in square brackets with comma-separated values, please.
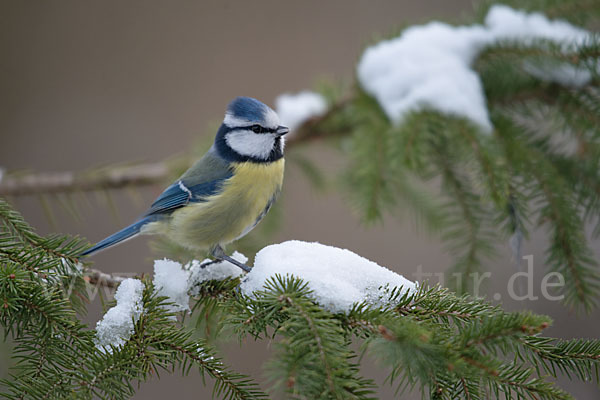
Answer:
[485, 5, 590, 45]
[188, 251, 246, 296]
[153, 259, 191, 313]
[357, 5, 595, 133]
[523, 62, 592, 88]
[148, 242, 415, 315]
[95, 279, 144, 352]
[152, 252, 247, 312]
[240, 240, 416, 313]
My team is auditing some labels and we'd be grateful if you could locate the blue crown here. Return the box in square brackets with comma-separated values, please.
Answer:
[227, 96, 270, 122]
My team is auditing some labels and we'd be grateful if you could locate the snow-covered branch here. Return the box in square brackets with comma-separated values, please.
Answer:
[152, 241, 415, 315]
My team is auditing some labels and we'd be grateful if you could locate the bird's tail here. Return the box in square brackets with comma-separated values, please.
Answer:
[80, 216, 156, 256]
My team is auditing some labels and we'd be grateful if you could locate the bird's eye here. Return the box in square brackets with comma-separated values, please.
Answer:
[251, 125, 262, 133]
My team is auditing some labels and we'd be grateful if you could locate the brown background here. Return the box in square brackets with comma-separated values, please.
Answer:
[1, 1, 599, 398]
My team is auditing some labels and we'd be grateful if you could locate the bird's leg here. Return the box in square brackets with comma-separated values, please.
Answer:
[198, 259, 219, 269]
[210, 245, 252, 273]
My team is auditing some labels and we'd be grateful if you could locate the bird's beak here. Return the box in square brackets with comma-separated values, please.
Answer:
[276, 125, 289, 137]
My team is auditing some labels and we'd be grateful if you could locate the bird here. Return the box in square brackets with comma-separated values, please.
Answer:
[81, 96, 289, 272]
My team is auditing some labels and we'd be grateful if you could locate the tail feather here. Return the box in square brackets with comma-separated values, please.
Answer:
[81, 217, 154, 256]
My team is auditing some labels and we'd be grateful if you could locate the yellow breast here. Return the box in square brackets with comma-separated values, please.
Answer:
[167, 159, 284, 250]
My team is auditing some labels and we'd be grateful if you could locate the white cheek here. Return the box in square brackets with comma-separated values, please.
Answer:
[226, 130, 275, 159]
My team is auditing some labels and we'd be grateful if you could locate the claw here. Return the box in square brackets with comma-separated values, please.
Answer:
[210, 245, 252, 273]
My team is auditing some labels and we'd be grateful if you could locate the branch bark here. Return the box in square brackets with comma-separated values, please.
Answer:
[0, 163, 169, 196]
[83, 268, 128, 288]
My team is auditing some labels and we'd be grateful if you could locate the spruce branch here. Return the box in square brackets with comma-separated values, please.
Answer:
[2, 195, 600, 399]
[225, 280, 600, 400]
[233, 275, 376, 399]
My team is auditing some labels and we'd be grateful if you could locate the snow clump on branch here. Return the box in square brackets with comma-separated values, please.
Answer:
[357, 5, 595, 133]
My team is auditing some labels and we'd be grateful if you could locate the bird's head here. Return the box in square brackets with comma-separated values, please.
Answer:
[214, 97, 289, 163]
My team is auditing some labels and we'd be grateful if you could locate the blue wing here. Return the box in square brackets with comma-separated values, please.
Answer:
[81, 148, 233, 256]
[145, 176, 232, 216]
[146, 148, 234, 215]
[81, 175, 231, 256]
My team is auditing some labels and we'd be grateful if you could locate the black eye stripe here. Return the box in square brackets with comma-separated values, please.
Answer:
[223, 124, 276, 134]
[247, 125, 275, 134]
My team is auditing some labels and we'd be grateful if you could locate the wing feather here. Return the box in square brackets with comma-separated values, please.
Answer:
[146, 148, 233, 216]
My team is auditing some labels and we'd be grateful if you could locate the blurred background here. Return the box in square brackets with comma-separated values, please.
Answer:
[1, 0, 599, 398]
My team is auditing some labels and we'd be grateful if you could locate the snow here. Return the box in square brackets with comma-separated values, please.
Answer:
[275, 91, 328, 132]
[358, 23, 493, 132]
[95, 279, 144, 352]
[240, 240, 416, 313]
[485, 5, 590, 45]
[187, 251, 246, 296]
[153, 259, 191, 313]
[147, 242, 415, 315]
[151, 252, 247, 312]
[523, 62, 592, 88]
[357, 5, 595, 133]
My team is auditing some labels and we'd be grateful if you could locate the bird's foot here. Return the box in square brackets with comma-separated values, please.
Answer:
[210, 245, 252, 273]
[198, 259, 219, 269]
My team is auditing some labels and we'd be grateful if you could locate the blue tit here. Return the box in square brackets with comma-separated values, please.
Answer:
[81, 96, 289, 272]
